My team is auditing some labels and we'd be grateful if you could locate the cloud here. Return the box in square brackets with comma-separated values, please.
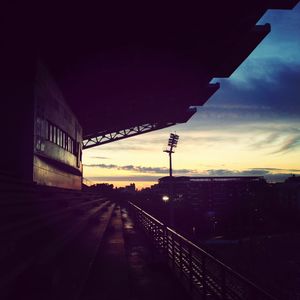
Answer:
[181, 135, 238, 148]
[272, 135, 300, 154]
[84, 163, 197, 175]
[257, 5, 300, 64]
[84, 163, 300, 182]
[203, 169, 269, 177]
[251, 167, 300, 173]
[210, 63, 300, 120]
[206, 104, 272, 111]
[250, 133, 281, 149]
[91, 156, 110, 159]
[86, 173, 298, 184]
[200, 168, 300, 181]
[86, 175, 161, 182]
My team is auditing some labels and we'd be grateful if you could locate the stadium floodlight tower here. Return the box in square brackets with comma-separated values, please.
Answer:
[163, 133, 179, 177]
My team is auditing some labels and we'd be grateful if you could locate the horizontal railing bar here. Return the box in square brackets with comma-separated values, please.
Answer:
[167, 227, 276, 299]
[128, 201, 277, 300]
[129, 202, 164, 226]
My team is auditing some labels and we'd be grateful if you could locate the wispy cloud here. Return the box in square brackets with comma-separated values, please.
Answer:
[84, 163, 197, 175]
[206, 104, 271, 111]
[84, 163, 300, 181]
[273, 135, 300, 154]
[250, 133, 281, 150]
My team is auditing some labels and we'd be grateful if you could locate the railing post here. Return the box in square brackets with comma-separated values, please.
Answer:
[155, 224, 158, 248]
[153, 224, 157, 248]
[166, 229, 170, 262]
[158, 224, 163, 253]
[163, 226, 168, 261]
[202, 254, 207, 300]
[221, 268, 226, 300]
[128, 203, 275, 300]
[189, 246, 193, 292]
[179, 240, 183, 278]
[172, 232, 175, 269]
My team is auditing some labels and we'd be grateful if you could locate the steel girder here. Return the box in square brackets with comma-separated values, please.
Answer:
[82, 122, 176, 149]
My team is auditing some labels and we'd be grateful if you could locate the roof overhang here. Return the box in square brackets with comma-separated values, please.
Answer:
[6, 1, 298, 146]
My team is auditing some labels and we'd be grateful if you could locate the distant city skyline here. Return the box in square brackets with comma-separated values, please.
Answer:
[83, 4, 300, 189]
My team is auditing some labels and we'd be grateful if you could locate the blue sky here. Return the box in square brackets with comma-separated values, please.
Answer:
[83, 4, 300, 189]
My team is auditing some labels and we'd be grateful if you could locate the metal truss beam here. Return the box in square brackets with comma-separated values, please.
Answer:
[82, 122, 176, 149]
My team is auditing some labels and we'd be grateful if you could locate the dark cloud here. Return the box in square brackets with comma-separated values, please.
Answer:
[84, 163, 300, 182]
[85, 163, 117, 169]
[84, 163, 196, 174]
[92, 144, 153, 151]
[205, 169, 269, 177]
[199, 169, 300, 183]
[208, 63, 300, 120]
[86, 175, 161, 182]
[86, 173, 297, 184]
[252, 167, 300, 172]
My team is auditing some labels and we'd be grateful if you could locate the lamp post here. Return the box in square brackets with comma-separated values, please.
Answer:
[163, 133, 179, 227]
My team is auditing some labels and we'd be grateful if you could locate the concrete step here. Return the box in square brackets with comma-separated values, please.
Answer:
[0, 197, 113, 300]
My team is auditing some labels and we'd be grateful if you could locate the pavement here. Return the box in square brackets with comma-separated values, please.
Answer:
[80, 205, 191, 300]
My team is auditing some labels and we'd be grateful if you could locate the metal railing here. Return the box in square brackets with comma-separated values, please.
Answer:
[129, 202, 278, 300]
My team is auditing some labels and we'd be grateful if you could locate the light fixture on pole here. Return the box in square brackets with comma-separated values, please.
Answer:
[163, 133, 179, 227]
[163, 133, 179, 177]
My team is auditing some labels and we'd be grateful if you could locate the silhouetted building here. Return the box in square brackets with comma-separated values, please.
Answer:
[272, 175, 300, 218]
[124, 183, 136, 193]
[158, 176, 267, 212]
[33, 62, 83, 189]
[157, 176, 269, 234]
[88, 183, 115, 195]
[1, 61, 83, 189]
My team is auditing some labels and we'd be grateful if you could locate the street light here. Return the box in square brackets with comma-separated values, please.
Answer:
[162, 195, 170, 202]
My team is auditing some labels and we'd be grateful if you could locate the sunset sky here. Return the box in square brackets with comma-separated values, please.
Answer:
[83, 5, 300, 189]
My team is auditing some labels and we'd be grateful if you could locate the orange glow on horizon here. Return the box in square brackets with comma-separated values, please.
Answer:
[86, 180, 156, 190]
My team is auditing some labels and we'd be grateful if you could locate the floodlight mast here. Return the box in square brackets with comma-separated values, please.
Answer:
[163, 133, 179, 227]
[163, 133, 179, 177]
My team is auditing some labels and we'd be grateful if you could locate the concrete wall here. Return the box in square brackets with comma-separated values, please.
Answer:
[33, 61, 82, 190]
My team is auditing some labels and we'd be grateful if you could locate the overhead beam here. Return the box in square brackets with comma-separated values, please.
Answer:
[82, 122, 176, 149]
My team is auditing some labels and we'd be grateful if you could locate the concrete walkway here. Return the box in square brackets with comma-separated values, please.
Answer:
[80, 206, 130, 300]
[81, 205, 191, 300]
[121, 207, 191, 300]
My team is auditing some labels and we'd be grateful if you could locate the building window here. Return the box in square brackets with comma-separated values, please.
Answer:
[46, 120, 77, 155]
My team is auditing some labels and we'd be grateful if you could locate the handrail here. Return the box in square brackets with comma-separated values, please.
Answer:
[129, 202, 164, 226]
[128, 201, 278, 300]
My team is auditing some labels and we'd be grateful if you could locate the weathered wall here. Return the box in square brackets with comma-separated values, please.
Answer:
[33, 61, 82, 190]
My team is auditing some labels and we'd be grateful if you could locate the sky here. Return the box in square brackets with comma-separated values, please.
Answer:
[83, 4, 300, 189]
